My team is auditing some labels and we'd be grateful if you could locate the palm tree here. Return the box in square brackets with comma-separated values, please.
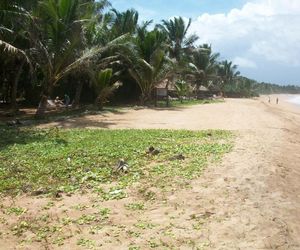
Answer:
[32, 0, 123, 116]
[83, 0, 112, 46]
[158, 17, 198, 62]
[110, 8, 139, 38]
[126, 28, 172, 104]
[217, 60, 240, 95]
[129, 51, 171, 105]
[30, 0, 85, 116]
[0, 0, 33, 112]
[187, 44, 220, 91]
[135, 28, 167, 63]
[175, 80, 190, 103]
[90, 68, 121, 109]
[71, 0, 111, 107]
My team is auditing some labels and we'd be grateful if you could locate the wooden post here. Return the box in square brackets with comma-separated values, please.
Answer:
[166, 80, 169, 107]
[166, 88, 169, 107]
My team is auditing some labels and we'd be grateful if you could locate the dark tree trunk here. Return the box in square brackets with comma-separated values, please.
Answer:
[140, 91, 152, 106]
[72, 81, 84, 108]
[95, 96, 104, 110]
[10, 60, 25, 113]
[166, 80, 170, 107]
[139, 94, 145, 106]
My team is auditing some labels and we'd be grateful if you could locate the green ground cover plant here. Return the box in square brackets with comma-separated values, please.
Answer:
[156, 99, 223, 108]
[0, 128, 232, 196]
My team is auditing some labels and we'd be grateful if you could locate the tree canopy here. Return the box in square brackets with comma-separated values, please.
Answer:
[1, 0, 299, 115]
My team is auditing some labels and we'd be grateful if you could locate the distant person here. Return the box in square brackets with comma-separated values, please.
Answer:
[276, 98, 279, 104]
[64, 94, 70, 107]
[268, 96, 270, 103]
[54, 96, 64, 107]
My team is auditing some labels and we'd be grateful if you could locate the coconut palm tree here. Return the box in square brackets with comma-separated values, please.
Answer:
[158, 17, 198, 62]
[110, 8, 139, 38]
[29, 0, 86, 116]
[175, 80, 190, 103]
[217, 60, 240, 94]
[71, 0, 112, 107]
[32, 0, 126, 116]
[128, 29, 171, 104]
[0, 0, 33, 111]
[129, 51, 171, 105]
[187, 44, 220, 90]
[90, 68, 122, 109]
[135, 28, 167, 63]
[83, 0, 112, 46]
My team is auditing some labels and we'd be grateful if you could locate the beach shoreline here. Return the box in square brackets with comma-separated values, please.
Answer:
[261, 94, 300, 112]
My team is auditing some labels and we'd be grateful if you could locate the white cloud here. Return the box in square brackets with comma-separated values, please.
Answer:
[234, 57, 257, 68]
[188, 0, 300, 83]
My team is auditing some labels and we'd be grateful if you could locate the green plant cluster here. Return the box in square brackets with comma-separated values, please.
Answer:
[0, 128, 232, 196]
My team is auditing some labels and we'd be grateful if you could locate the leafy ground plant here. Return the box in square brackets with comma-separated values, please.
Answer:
[156, 98, 223, 108]
[0, 128, 232, 196]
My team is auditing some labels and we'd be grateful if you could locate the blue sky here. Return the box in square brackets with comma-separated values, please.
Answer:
[110, 0, 248, 21]
[109, 0, 300, 85]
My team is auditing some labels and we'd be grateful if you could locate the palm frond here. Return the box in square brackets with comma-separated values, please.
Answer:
[0, 39, 30, 63]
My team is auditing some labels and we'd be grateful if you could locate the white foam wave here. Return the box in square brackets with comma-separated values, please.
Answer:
[288, 96, 300, 105]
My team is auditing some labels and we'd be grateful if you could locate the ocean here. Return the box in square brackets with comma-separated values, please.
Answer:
[287, 95, 300, 106]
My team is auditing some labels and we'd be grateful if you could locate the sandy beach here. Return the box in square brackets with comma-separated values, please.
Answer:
[2, 96, 300, 249]
[38, 96, 300, 248]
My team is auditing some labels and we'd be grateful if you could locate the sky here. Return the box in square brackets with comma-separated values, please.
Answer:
[110, 0, 300, 85]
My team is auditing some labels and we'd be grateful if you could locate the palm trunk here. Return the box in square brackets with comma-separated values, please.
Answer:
[140, 94, 146, 106]
[166, 80, 170, 107]
[95, 96, 104, 110]
[140, 90, 151, 106]
[11, 60, 25, 113]
[72, 81, 83, 108]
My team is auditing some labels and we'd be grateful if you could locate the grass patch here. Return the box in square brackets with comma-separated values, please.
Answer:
[0, 127, 232, 196]
[125, 202, 145, 211]
[156, 99, 223, 108]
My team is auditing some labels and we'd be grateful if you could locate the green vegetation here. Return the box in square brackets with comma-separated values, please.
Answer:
[5, 207, 27, 216]
[156, 98, 223, 108]
[134, 220, 156, 230]
[2, 0, 295, 117]
[254, 82, 300, 95]
[125, 202, 145, 211]
[77, 238, 96, 249]
[0, 128, 232, 196]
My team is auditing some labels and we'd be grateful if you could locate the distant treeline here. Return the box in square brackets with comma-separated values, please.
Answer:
[255, 82, 300, 95]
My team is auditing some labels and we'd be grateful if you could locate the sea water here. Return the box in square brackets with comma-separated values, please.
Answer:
[288, 95, 300, 106]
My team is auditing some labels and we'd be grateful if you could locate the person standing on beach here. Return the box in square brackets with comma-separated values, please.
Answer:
[276, 98, 279, 104]
[268, 96, 270, 103]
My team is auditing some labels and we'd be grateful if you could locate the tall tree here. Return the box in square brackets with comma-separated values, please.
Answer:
[188, 44, 220, 90]
[31, 0, 118, 116]
[158, 17, 198, 62]
[0, 0, 33, 111]
[110, 8, 139, 38]
[128, 29, 171, 104]
[217, 60, 240, 94]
